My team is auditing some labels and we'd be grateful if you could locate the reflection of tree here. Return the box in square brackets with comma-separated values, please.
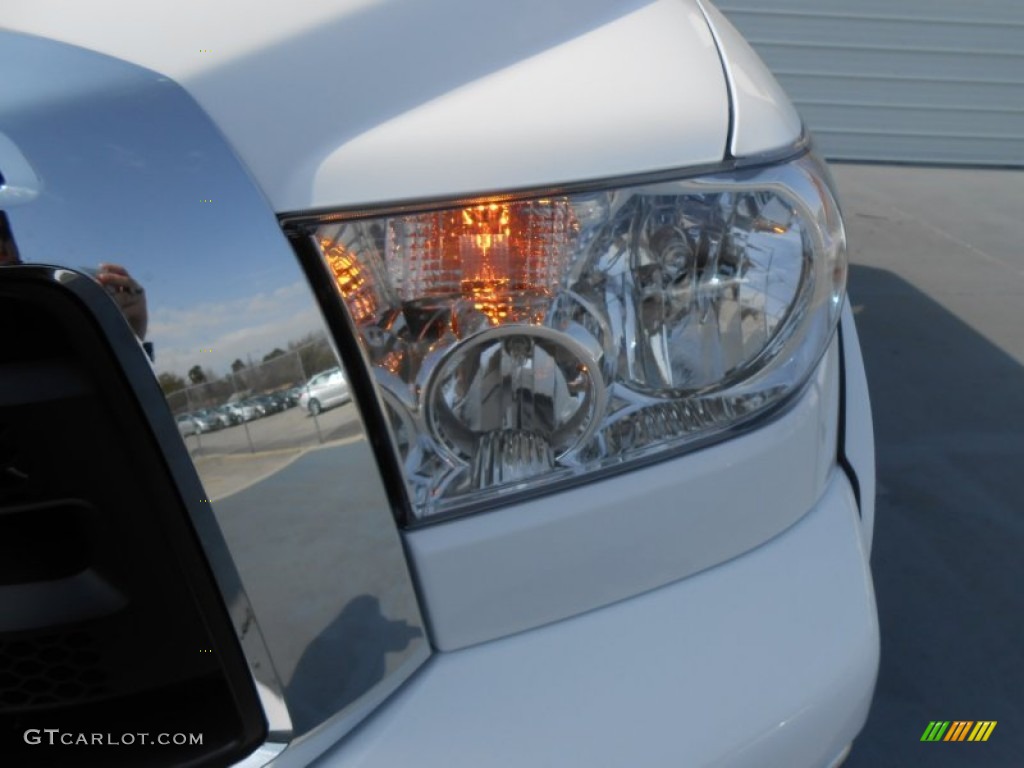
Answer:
[188, 364, 208, 384]
[188, 377, 236, 409]
[290, 333, 338, 379]
[286, 595, 422, 735]
[263, 347, 286, 362]
[162, 333, 342, 409]
[157, 371, 186, 395]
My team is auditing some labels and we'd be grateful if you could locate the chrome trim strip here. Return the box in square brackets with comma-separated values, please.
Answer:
[231, 742, 288, 768]
[0, 29, 430, 758]
[0, 129, 42, 207]
[286, 232, 414, 526]
[267, 651, 430, 768]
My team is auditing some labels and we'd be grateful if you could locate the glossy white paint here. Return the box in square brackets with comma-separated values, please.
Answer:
[320, 469, 879, 768]
[3, 0, 386, 80]
[3, 0, 730, 213]
[407, 338, 840, 651]
[310, 0, 727, 209]
[840, 300, 877, 555]
[2, 8, 878, 764]
[697, 0, 803, 158]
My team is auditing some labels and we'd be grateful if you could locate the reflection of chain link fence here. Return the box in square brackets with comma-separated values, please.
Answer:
[182, 378, 235, 412]
[164, 340, 360, 457]
[231, 352, 304, 397]
[167, 342, 336, 416]
[165, 388, 190, 418]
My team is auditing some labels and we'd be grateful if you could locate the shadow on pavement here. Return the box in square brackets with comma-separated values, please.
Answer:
[845, 264, 1024, 767]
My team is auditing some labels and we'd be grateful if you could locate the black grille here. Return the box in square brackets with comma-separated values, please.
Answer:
[0, 632, 107, 711]
[0, 268, 266, 766]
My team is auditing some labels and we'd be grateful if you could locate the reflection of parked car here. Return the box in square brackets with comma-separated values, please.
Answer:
[253, 395, 285, 416]
[299, 368, 350, 416]
[214, 404, 241, 426]
[226, 402, 259, 422]
[175, 414, 198, 437]
[193, 409, 223, 433]
[245, 397, 271, 418]
[271, 391, 295, 409]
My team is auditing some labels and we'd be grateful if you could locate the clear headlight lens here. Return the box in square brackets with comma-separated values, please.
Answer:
[312, 153, 845, 523]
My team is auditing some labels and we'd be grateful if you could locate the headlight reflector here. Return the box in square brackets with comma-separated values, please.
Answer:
[311, 153, 845, 523]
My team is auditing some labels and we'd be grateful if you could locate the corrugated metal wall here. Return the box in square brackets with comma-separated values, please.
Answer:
[717, 0, 1024, 166]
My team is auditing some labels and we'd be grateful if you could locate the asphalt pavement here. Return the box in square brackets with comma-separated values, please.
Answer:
[831, 164, 1024, 767]
[183, 402, 364, 498]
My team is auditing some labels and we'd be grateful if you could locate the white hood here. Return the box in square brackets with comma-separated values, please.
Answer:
[3, 0, 731, 212]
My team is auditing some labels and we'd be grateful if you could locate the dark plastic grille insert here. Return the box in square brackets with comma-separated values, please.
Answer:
[0, 632, 107, 710]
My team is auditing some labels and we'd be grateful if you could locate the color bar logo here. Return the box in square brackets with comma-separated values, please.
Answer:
[921, 721, 997, 742]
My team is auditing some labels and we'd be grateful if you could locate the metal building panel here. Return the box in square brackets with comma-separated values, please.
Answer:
[717, 1, 1024, 166]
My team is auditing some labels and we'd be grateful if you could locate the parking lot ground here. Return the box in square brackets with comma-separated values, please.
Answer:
[833, 165, 1024, 767]
[183, 402, 365, 498]
[194, 447, 305, 501]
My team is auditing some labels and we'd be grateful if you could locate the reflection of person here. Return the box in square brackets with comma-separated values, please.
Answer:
[1, 229, 152, 357]
[93, 262, 148, 341]
[0, 213, 21, 266]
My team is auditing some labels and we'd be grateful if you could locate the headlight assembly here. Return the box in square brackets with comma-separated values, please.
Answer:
[298, 152, 846, 524]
